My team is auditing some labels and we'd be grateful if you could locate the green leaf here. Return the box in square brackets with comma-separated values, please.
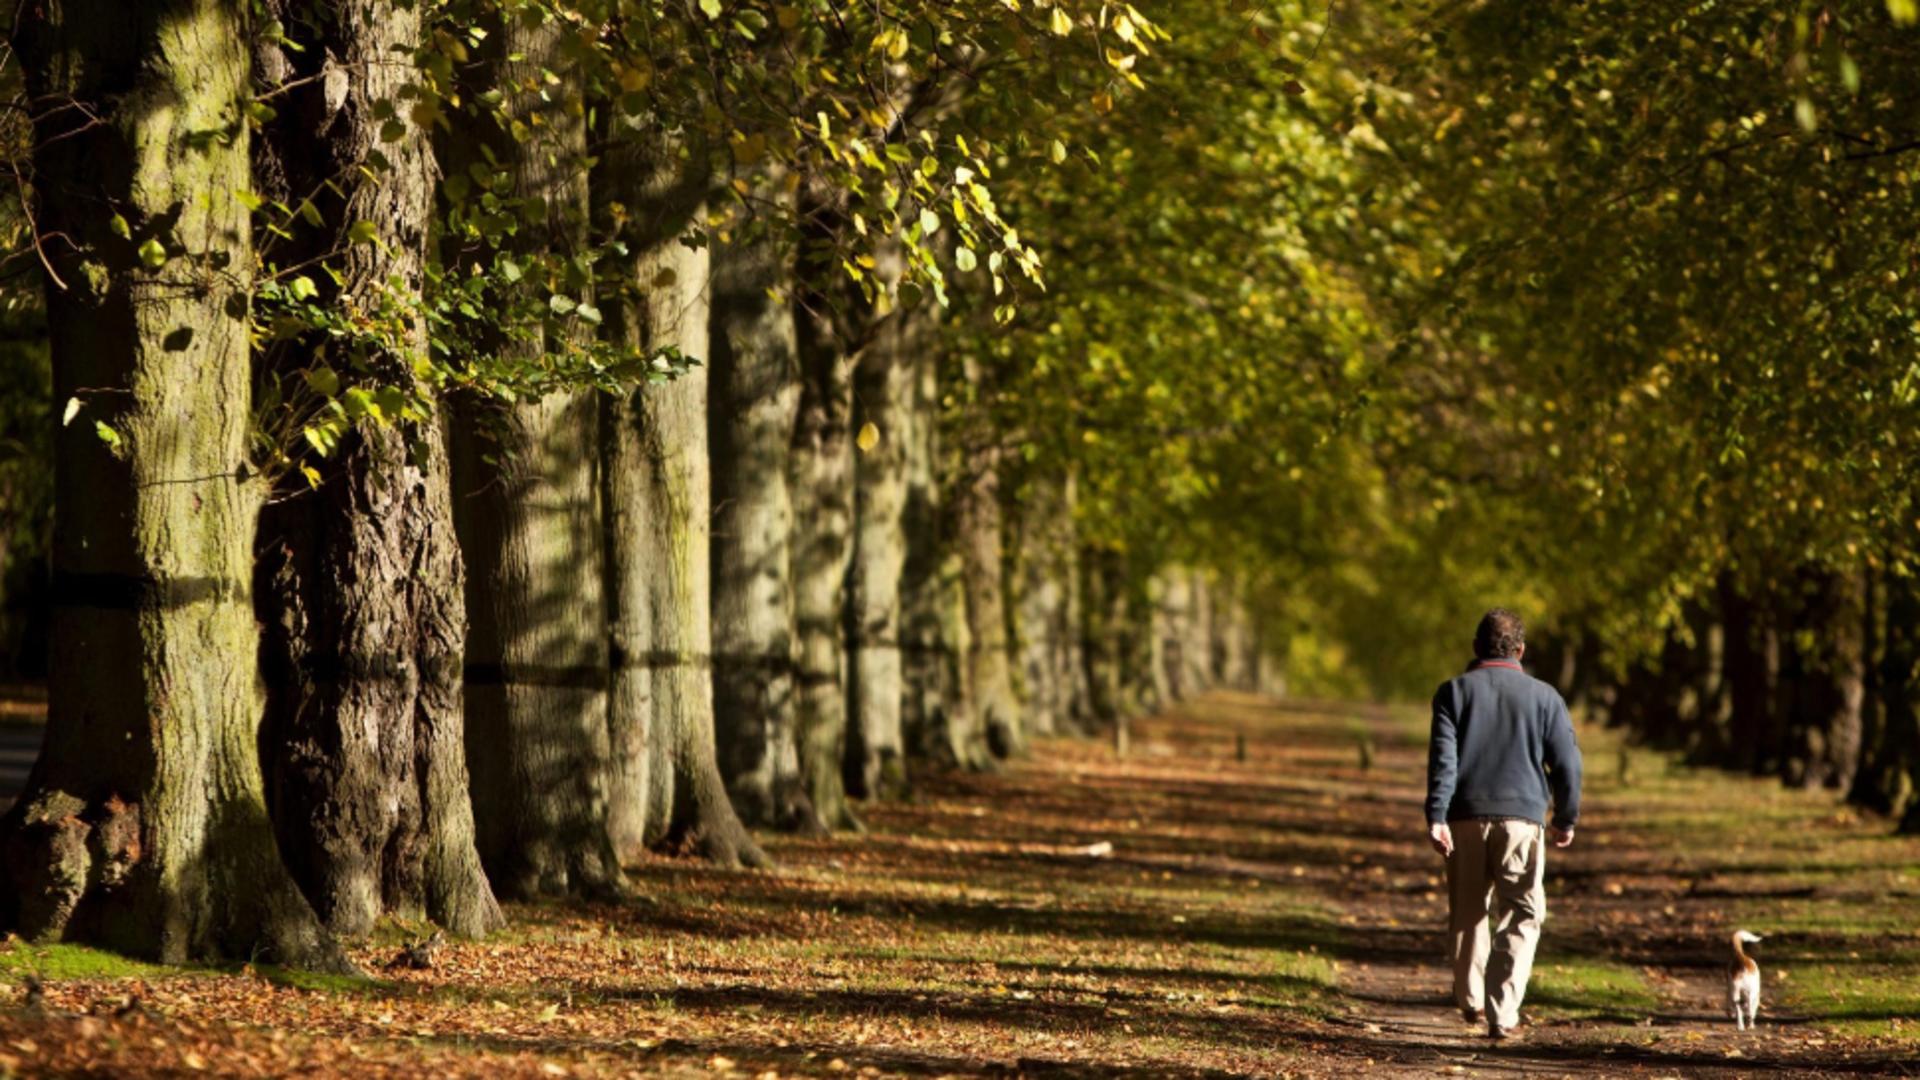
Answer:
[1892, 0, 1918, 25]
[700, 0, 722, 18]
[109, 214, 132, 240]
[1049, 7, 1073, 36]
[1050, 139, 1068, 164]
[289, 275, 319, 301]
[305, 366, 340, 397]
[955, 246, 978, 272]
[919, 207, 941, 236]
[347, 220, 379, 245]
[549, 294, 578, 315]
[137, 237, 167, 269]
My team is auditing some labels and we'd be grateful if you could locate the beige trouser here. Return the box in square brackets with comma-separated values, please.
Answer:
[1445, 818, 1546, 1029]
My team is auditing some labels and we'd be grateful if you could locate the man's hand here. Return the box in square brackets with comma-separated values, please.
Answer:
[1428, 822, 1454, 858]
[1549, 824, 1575, 848]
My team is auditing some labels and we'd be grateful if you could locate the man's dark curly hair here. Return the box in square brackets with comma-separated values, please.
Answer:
[1474, 608, 1526, 660]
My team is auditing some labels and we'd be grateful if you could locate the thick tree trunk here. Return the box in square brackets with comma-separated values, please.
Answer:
[1081, 546, 1143, 735]
[253, 0, 500, 940]
[1721, 579, 1782, 775]
[1210, 588, 1258, 692]
[900, 347, 987, 769]
[1011, 473, 1086, 737]
[594, 128, 769, 869]
[1145, 573, 1175, 711]
[1175, 572, 1205, 699]
[955, 435, 1022, 758]
[789, 267, 859, 831]
[1785, 568, 1866, 791]
[709, 191, 816, 832]
[0, 0, 342, 968]
[449, 14, 622, 900]
[844, 300, 916, 798]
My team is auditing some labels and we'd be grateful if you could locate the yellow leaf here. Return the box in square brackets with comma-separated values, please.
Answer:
[1050, 7, 1073, 35]
[857, 422, 880, 452]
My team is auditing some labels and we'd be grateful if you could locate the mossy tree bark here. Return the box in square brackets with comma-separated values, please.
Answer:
[593, 121, 768, 868]
[448, 13, 622, 900]
[844, 293, 917, 799]
[252, 0, 501, 940]
[709, 185, 818, 832]
[788, 219, 860, 832]
[0, 0, 342, 968]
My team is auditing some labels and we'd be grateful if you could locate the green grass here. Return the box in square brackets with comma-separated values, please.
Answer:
[251, 964, 390, 995]
[0, 942, 175, 982]
[1523, 956, 1661, 1021]
[1781, 964, 1920, 1037]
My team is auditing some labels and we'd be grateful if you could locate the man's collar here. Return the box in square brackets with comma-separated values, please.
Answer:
[1469, 658, 1524, 672]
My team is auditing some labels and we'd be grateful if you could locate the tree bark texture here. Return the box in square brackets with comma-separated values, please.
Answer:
[594, 124, 768, 868]
[1011, 473, 1088, 737]
[709, 188, 815, 831]
[899, 346, 986, 769]
[844, 299, 917, 798]
[253, 0, 500, 940]
[789, 255, 859, 832]
[955, 435, 1022, 759]
[1783, 568, 1866, 792]
[1, 0, 342, 968]
[449, 14, 622, 900]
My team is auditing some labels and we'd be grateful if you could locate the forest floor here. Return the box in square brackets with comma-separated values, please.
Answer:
[1, 691, 1918, 1077]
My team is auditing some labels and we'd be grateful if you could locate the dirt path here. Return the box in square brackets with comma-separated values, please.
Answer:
[1, 691, 1916, 1078]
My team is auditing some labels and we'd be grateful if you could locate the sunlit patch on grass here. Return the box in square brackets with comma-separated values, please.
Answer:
[0, 941, 175, 983]
[1524, 956, 1660, 1022]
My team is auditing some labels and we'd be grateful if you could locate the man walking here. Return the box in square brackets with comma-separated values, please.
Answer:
[1425, 608, 1582, 1040]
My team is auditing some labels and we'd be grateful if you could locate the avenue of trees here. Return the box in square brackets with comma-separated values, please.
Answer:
[0, 0, 1918, 971]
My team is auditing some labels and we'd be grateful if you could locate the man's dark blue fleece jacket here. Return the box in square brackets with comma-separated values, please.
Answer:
[1425, 658, 1583, 831]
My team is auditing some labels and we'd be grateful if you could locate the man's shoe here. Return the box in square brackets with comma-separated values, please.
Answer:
[1460, 1007, 1483, 1025]
[1487, 1021, 1525, 1041]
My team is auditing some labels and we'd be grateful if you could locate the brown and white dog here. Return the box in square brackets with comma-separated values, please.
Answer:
[1726, 930, 1763, 1030]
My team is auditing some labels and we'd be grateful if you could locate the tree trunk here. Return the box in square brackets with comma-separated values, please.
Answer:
[1011, 473, 1087, 737]
[955, 434, 1022, 758]
[844, 298, 916, 799]
[1182, 568, 1214, 700]
[709, 190, 816, 832]
[448, 13, 622, 900]
[1081, 546, 1134, 733]
[900, 346, 987, 769]
[1145, 572, 1175, 711]
[1786, 568, 1866, 791]
[0, 0, 342, 968]
[252, 0, 500, 941]
[593, 126, 769, 869]
[1721, 578, 1782, 775]
[789, 258, 859, 832]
